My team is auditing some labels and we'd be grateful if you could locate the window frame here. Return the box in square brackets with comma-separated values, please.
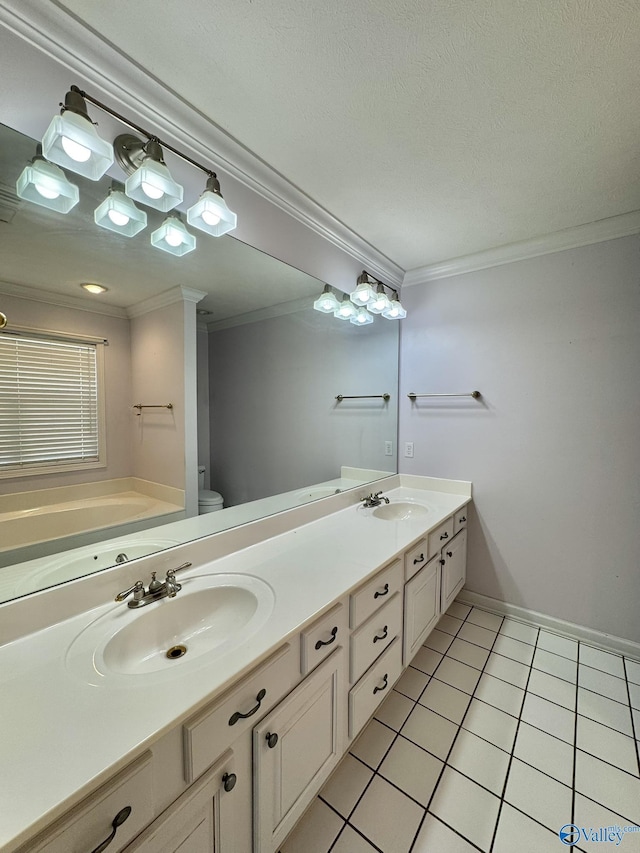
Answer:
[0, 331, 107, 479]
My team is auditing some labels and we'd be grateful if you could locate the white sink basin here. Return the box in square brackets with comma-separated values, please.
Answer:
[66, 573, 275, 684]
[372, 501, 429, 521]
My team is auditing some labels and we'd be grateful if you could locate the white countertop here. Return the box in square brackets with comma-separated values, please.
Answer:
[0, 476, 470, 852]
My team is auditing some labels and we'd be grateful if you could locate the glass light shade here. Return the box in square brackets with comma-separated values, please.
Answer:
[349, 281, 377, 306]
[150, 215, 196, 256]
[350, 306, 374, 326]
[334, 294, 357, 320]
[313, 285, 341, 314]
[187, 191, 237, 236]
[125, 158, 183, 212]
[94, 190, 147, 237]
[16, 159, 79, 213]
[42, 111, 114, 181]
[382, 293, 407, 319]
[368, 285, 392, 314]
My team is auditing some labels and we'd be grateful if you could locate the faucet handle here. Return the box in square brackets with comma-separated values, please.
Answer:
[115, 580, 144, 602]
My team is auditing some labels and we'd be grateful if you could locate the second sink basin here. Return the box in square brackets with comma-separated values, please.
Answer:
[66, 572, 275, 684]
[372, 501, 429, 521]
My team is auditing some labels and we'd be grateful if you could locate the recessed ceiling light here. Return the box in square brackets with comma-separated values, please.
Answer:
[81, 283, 108, 294]
[196, 308, 212, 315]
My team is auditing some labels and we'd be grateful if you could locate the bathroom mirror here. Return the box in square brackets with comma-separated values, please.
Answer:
[0, 121, 399, 604]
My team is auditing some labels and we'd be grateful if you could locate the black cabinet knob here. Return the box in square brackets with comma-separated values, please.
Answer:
[222, 772, 237, 792]
[446, 551, 453, 558]
[266, 732, 279, 749]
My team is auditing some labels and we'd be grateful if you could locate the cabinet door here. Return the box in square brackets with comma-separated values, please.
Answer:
[122, 750, 236, 853]
[253, 648, 345, 853]
[403, 555, 441, 665]
[441, 528, 467, 613]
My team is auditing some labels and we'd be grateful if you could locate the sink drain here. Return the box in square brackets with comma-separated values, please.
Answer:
[166, 644, 187, 660]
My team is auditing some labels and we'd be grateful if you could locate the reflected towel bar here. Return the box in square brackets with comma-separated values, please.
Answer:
[408, 391, 481, 400]
[336, 394, 390, 402]
[133, 403, 174, 416]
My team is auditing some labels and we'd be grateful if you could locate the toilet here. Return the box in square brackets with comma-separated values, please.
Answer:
[197, 466, 224, 514]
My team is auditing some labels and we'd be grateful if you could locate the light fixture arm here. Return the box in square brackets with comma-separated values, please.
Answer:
[359, 270, 398, 295]
[74, 85, 217, 179]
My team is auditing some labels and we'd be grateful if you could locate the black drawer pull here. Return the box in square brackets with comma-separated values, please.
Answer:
[412, 553, 425, 565]
[222, 772, 237, 792]
[440, 531, 449, 540]
[373, 626, 388, 643]
[90, 806, 131, 853]
[229, 688, 266, 726]
[315, 626, 338, 650]
[459, 516, 466, 523]
[446, 551, 453, 558]
[266, 732, 279, 748]
[373, 674, 389, 695]
[374, 583, 389, 599]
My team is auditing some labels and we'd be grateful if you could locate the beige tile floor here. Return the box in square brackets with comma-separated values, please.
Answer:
[280, 602, 640, 852]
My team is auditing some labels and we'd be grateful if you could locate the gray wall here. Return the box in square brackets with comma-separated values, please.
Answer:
[399, 235, 640, 644]
[208, 305, 398, 506]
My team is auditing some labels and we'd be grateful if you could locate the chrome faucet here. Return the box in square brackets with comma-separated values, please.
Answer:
[115, 562, 192, 608]
[360, 491, 390, 508]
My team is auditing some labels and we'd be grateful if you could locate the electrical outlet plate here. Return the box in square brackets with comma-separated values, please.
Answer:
[384, 441, 393, 456]
[404, 442, 414, 458]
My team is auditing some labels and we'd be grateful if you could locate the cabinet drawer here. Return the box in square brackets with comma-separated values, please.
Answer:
[183, 643, 297, 783]
[348, 637, 403, 738]
[404, 538, 428, 581]
[350, 559, 403, 629]
[427, 516, 454, 558]
[453, 505, 469, 534]
[300, 601, 347, 675]
[350, 592, 402, 684]
[19, 753, 154, 853]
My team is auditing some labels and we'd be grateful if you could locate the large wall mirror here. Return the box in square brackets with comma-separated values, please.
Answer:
[0, 120, 399, 605]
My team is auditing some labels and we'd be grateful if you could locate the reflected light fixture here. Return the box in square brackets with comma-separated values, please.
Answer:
[151, 212, 196, 256]
[16, 147, 79, 213]
[187, 173, 237, 236]
[334, 294, 358, 320]
[313, 284, 341, 314]
[350, 271, 377, 307]
[350, 306, 374, 326]
[94, 185, 147, 237]
[115, 135, 183, 212]
[81, 283, 108, 294]
[382, 291, 407, 319]
[41, 86, 114, 180]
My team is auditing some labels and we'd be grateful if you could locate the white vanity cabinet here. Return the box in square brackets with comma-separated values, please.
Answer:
[403, 554, 441, 664]
[253, 648, 346, 853]
[440, 528, 467, 613]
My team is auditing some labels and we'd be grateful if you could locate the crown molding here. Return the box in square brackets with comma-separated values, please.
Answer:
[0, 280, 128, 318]
[205, 295, 313, 332]
[126, 286, 206, 319]
[403, 211, 640, 287]
[0, 1, 403, 289]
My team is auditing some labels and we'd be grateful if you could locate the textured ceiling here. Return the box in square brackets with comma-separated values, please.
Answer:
[55, 0, 640, 270]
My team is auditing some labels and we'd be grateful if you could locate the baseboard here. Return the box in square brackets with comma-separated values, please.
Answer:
[457, 590, 640, 662]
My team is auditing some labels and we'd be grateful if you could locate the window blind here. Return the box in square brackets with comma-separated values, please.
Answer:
[0, 334, 100, 471]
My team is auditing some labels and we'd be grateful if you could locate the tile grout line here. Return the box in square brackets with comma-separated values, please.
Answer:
[487, 624, 541, 853]
[408, 608, 507, 852]
[570, 642, 580, 836]
[622, 656, 640, 778]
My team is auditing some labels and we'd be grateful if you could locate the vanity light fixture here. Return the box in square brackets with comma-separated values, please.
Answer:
[42, 86, 114, 180]
[81, 283, 108, 294]
[334, 293, 358, 320]
[16, 148, 79, 213]
[350, 271, 377, 307]
[115, 135, 184, 212]
[151, 212, 196, 256]
[367, 284, 391, 315]
[187, 173, 237, 237]
[313, 284, 341, 314]
[94, 186, 147, 236]
[350, 306, 374, 326]
[382, 291, 407, 320]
